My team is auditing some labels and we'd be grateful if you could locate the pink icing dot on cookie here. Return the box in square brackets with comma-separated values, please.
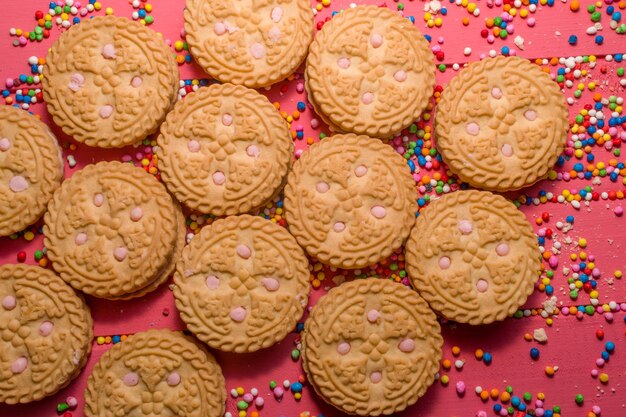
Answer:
[438, 256, 451, 269]
[361, 92, 374, 104]
[458, 220, 473, 234]
[394, 70, 407, 82]
[370, 371, 382, 383]
[230, 307, 247, 322]
[113, 247, 128, 262]
[496, 243, 510, 256]
[93, 193, 104, 207]
[491, 87, 503, 99]
[476, 279, 489, 293]
[524, 110, 537, 121]
[316, 181, 329, 193]
[11, 357, 28, 374]
[2, 295, 16, 310]
[167, 372, 181, 386]
[99, 105, 114, 119]
[206, 275, 220, 289]
[354, 165, 368, 177]
[102, 44, 117, 59]
[187, 140, 200, 153]
[222, 114, 233, 126]
[9, 176, 28, 192]
[68, 73, 84, 92]
[501, 144, 514, 157]
[213, 171, 226, 185]
[123, 372, 139, 386]
[466, 122, 480, 136]
[214, 22, 227, 35]
[236, 244, 252, 259]
[262, 277, 280, 292]
[131, 76, 143, 88]
[250, 43, 266, 59]
[271, 6, 283, 22]
[75, 232, 88, 246]
[246, 145, 260, 157]
[268, 27, 281, 42]
[39, 321, 54, 336]
[337, 57, 350, 69]
[130, 207, 143, 222]
[333, 222, 345, 232]
[367, 309, 380, 323]
[398, 338, 415, 353]
[0, 138, 11, 151]
[370, 33, 383, 48]
[370, 205, 386, 219]
[337, 342, 351, 355]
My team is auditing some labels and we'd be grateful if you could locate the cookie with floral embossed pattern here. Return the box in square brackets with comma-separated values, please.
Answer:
[44, 161, 181, 299]
[173, 215, 309, 353]
[284, 133, 417, 269]
[157, 84, 293, 216]
[184, 0, 313, 88]
[302, 278, 442, 416]
[0, 264, 93, 404]
[435, 56, 568, 191]
[305, 6, 435, 138]
[0, 106, 64, 237]
[405, 190, 540, 325]
[43, 16, 178, 148]
[85, 329, 226, 417]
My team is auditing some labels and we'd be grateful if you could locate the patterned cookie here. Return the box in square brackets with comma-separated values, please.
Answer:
[0, 106, 64, 237]
[305, 6, 435, 138]
[435, 56, 569, 191]
[302, 278, 442, 416]
[157, 84, 293, 215]
[284, 134, 418, 269]
[173, 215, 310, 353]
[85, 329, 226, 417]
[44, 161, 180, 299]
[43, 16, 179, 148]
[0, 264, 93, 404]
[184, 0, 313, 88]
[405, 190, 540, 325]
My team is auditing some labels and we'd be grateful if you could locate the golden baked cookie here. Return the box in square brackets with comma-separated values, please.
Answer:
[305, 6, 435, 138]
[302, 278, 442, 416]
[173, 215, 310, 353]
[184, 0, 313, 88]
[405, 190, 540, 325]
[0, 106, 63, 237]
[44, 161, 180, 299]
[435, 56, 568, 191]
[0, 264, 93, 404]
[43, 16, 179, 148]
[85, 329, 226, 417]
[284, 133, 417, 269]
[157, 84, 293, 215]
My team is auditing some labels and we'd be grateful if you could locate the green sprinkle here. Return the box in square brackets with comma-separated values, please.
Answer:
[575, 394, 584, 405]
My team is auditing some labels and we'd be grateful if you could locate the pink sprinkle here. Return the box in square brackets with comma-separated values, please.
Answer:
[614, 206, 623, 216]
[273, 387, 284, 398]
[591, 369, 599, 377]
[337, 342, 351, 355]
[548, 255, 559, 269]
[255, 397, 265, 407]
[230, 307, 247, 322]
[296, 82, 304, 93]
[456, 381, 466, 395]
[527, 18, 536, 27]
[310, 119, 319, 129]
[466, 122, 480, 136]
[592, 406, 601, 414]
[243, 393, 254, 403]
[66, 396, 78, 409]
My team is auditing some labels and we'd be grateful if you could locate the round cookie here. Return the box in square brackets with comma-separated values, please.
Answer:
[302, 278, 442, 416]
[157, 84, 293, 215]
[0, 106, 64, 237]
[0, 264, 93, 404]
[284, 134, 417, 269]
[44, 161, 179, 299]
[305, 6, 435, 138]
[405, 190, 540, 325]
[435, 56, 569, 191]
[184, 0, 313, 88]
[85, 329, 226, 417]
[173, 215, 310, 353]
[43, 16, 179, 148]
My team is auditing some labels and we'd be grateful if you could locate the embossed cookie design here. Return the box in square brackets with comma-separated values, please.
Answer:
[302, 278, 442, 416]
[0, 264, 93, 404]
[173, 215, 310, 353]
[43, 16, 179, 148]
[305, 6, 435, 138]
[284, 134, 417, 269]
[0, 106, 63, 237]
[435, 56, 569, 191]
[44, 161, 182, 299]
[85, 329, 226, 417]
[184, 0, 313, 88]
[157, 84, 293, 216]
[406, 190, 541, 325]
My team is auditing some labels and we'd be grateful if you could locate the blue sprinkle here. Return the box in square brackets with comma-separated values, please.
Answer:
[568, 35, 577, 45]
[530, 347, 540, 359]
[605, 341, 615, 352]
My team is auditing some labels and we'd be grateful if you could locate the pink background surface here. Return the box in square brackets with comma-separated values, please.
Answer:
[1, 0, 626, 416]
